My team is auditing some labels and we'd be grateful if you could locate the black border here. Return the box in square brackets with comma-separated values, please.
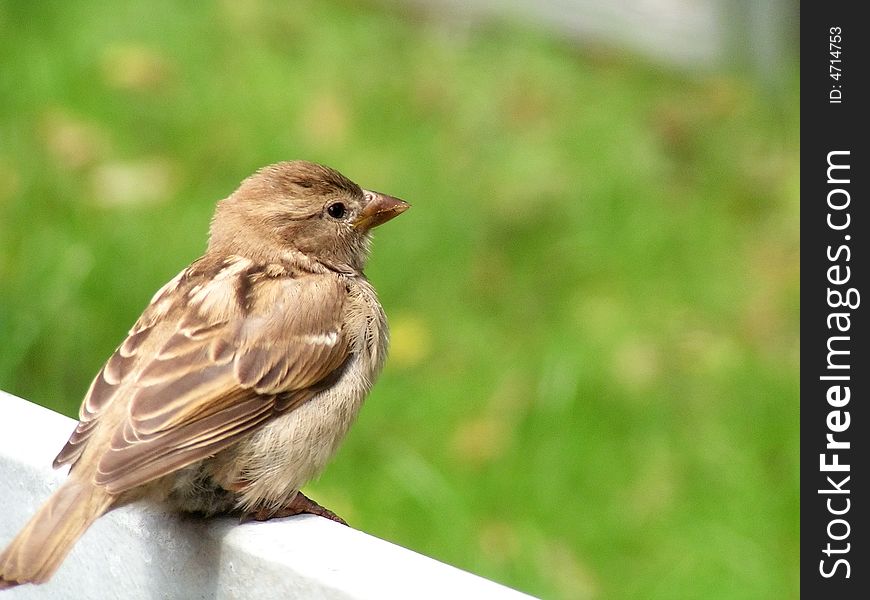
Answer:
[801, 4, 868, 597]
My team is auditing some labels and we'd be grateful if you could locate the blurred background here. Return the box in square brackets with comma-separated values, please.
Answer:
[0, 1, 798, 598]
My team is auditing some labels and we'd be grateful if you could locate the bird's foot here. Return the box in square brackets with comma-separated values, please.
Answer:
[241, 491, 348, 526]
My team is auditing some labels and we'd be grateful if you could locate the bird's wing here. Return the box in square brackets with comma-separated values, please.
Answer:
[54, 257, 351, 495]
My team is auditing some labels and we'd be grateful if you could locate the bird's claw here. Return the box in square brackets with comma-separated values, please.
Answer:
[240, 491, 348, 526]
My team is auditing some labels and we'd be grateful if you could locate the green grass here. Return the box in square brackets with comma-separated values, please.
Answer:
[0, 1, 798, 598]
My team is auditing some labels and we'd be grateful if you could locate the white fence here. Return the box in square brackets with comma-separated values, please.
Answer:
[0, 390, 535, 599]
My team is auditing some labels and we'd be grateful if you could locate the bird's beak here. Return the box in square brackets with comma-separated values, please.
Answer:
[353, 191, 410, 230]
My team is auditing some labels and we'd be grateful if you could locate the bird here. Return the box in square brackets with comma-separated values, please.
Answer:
[0, 160, 409, 588]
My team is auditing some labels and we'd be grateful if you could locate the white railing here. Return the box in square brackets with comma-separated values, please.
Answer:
[0, 390, 535, 599]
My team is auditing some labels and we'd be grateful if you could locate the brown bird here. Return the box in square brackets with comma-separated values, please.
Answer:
[0, 161, 409, 588]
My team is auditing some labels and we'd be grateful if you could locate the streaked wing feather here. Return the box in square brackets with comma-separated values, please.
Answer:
[89, 266, 350, 494]
[96, 391, 280, 493]
[53, 266, 193, 469]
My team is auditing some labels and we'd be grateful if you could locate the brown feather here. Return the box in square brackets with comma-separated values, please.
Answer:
[82, 263, 350, 494]
[97, 393, 279, 493]
[0, 479, 113, 586]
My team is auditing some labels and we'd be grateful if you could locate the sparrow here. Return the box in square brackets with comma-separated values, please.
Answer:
[0, 160, 409, 588]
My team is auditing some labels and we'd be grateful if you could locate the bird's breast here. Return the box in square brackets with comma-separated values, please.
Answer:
[205, 276, 388, 513]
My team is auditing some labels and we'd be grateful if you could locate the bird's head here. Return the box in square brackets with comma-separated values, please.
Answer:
[209, 161, 409, 273]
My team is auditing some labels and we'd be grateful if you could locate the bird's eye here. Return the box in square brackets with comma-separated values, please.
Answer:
[327, 202, 346, 219]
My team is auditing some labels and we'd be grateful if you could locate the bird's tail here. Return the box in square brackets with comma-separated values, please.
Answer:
[0, 478, 113, 589]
